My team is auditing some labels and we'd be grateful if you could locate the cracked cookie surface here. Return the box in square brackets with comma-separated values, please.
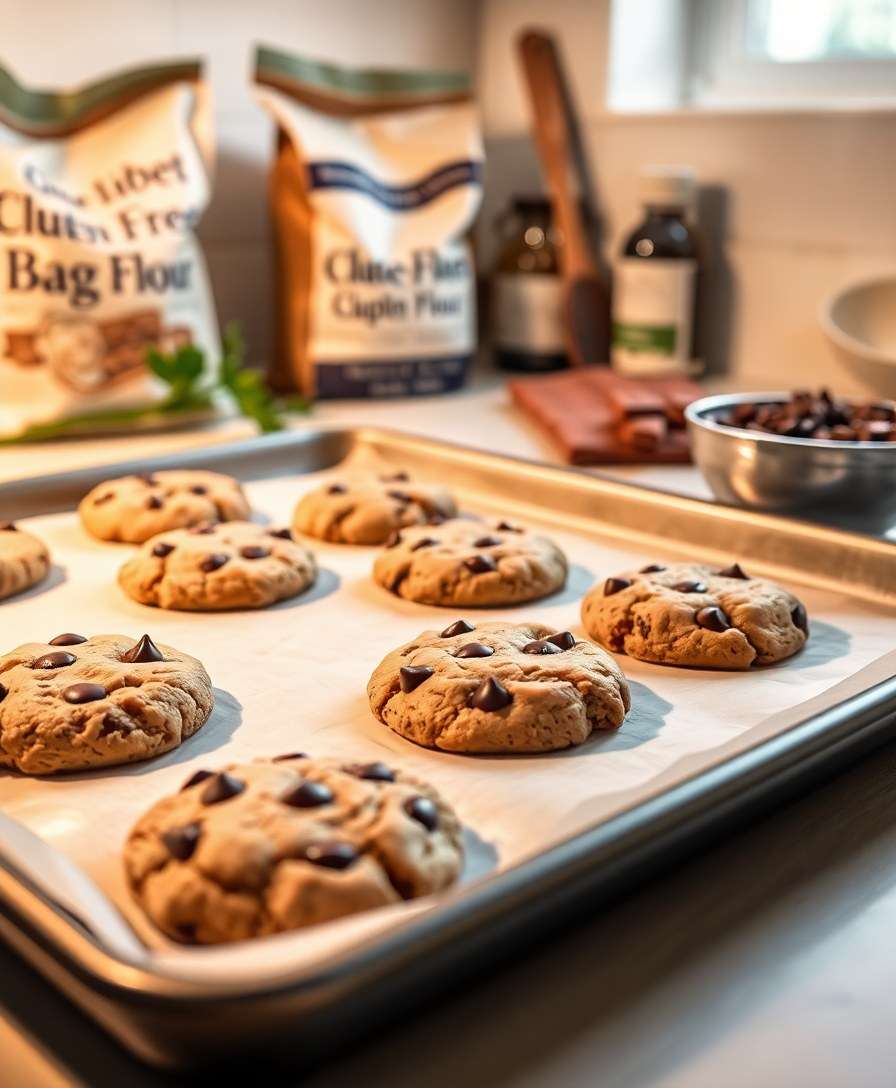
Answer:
[0, 523, 50, 600]
[125, 755, 463, 943]
[0, 634, 213, 775]
[581, 561, 808, 670]
[368, 620, 630, 754]
[118, 522, 317, 611]
[373, 518, 568, 607]
[79, 470, 250, 543]
[292, 471, 456, 545]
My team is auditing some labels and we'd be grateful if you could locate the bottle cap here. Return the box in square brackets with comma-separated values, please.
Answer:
[639, 166, 696, 210]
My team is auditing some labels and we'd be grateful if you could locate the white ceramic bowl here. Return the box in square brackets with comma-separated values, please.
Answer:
[821, 275, 896, 393]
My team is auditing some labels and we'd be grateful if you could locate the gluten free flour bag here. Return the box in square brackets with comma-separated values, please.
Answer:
[0, 60, 218, 438]
[254, 47, 483, 398]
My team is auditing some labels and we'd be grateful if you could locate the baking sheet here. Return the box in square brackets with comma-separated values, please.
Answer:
[1, 443, 894, 987]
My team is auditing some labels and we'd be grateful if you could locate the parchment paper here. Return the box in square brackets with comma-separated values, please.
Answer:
[1, 449, 894, 986]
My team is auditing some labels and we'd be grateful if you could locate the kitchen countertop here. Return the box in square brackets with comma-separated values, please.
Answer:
[2, 381, 895, 1087]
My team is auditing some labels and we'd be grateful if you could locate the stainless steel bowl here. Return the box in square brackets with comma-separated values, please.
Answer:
[686, 392, 896, 533]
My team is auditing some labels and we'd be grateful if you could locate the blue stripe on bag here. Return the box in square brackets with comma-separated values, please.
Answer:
[307, 160, 482, 210]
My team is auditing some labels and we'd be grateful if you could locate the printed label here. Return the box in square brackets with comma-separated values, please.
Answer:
[494, 274, 565, 355]
[611, 257, 697, 377]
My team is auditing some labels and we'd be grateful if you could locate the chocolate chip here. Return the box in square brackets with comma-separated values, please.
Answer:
[49, 633, 87, 646]
[199, 553, 229, 573]
[455, 642, 495, 659]
[162, 823, 201, 861]
[190, 485, 208, 495]
[146, 495, 163, 510]
[0, 683, 6, 702]
[695, 606, 731, 632]
[152, 542, 175, 558]
[717, 563, 749, 580]
[304, 841, 359, 870]
[471, 677, 513, 711]
[282, 781, 334, 808]
[190, 524, 215, 535]
[327, 484, 347, 495]
[473, 536, 501, 548]
[603, 577, 632, 596]
[200, 773, 245, 805]
[268, 528, 293, 540]
[427, 513, 446, 526]
[547, 631, 576, 650]
[399, 665, 433, 693]
[93, 493, 114, 506]
[385, 531, 402, 548]
[240, 545, 270, 560]
[441, 620, 474, 638]
[673, 581, 707, 593]
[410, 537, 438, 552]
[31, 651, 75, 670]
[346, 761, 395, 782]
[465, 554, 497, 574]
[0, 522, 17, 531]
[180, 769, 214, 791]
[134, 473, 157, 485]
[272, 752, 308, 762]
[791, 603, 809, 634]
[387, 490, 411, 503]
[496, 521, 522, 532]
[121, 634, 164, 664]
[62, 682, 107, 704]
[381, 471, 409, 482]
[640, 564, 666, 573]
[523, 639, 563, 655]
[404, 796, 439, 831]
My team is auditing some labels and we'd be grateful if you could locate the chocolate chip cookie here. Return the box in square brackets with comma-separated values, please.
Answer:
[373, 518, 568, 607]
[368, 620, 630, 753]
[0, 522, 50, 601]
[79, 470, 250, 543]
[118, 522, 317, 611]
[581, 561, 809, 670]
[293, 471, 456, 545]
[125, 755, 463, 943]
[0, 634, 213, 774]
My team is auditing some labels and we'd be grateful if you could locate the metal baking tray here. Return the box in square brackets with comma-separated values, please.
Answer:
[1, 426, 895, 1072]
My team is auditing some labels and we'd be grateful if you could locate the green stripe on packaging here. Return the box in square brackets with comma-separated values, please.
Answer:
[0, 59, 201, 134]
[254, 45, 469, 100]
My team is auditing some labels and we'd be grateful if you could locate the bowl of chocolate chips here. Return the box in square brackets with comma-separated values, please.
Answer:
[686, 389, 896, 530]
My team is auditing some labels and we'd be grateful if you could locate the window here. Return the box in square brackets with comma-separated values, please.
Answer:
[608, 0, 896, 112]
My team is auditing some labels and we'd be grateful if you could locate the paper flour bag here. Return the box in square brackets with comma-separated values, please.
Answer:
[254, 47, 484, 399]
[0, 59, 218, 438]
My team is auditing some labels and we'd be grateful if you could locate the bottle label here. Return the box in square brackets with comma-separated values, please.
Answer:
[494, 274, 565, 355]
[611, 257, 697, 377]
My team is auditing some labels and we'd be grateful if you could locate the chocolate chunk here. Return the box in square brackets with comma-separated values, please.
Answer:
[31, 651, 76, 670]
[190, 485, 208, 495]
[49, 633, 87, 646]
[282, 781, 334, 808]
[346, 761, 395, 782]
[441, 620, 474, 638]
[304, 841, 358, 870]
[410, 537, 438, 551]
[455, 642, 495, 658]
[162, 823, 201, 861]
[190, 523, 215, 535]
[268, 528, 293, 540]
[0, 522, 17, 531]
[404, 796, 439, 831]
[791, 602, 809, 634]
[121, 634, 164, 664]
[0, 683, 6, 703]
[640, 564, 666, 573]
[473, 536, 501, 548]
[464, 554, 497, 574]
[496, 521, 522, 532]
[717, 563, 749, 580]
[199, 553, 229, 573]
[240, 545, 270, 560]
[381, 471, 409, 482]
[62, 682, 107, 704]
[695, 606, 731, 632]
[673, 581, 707, 593]
[152, 542, 175, 558]
[200, 772, 245, 805]
[327, 484, 347, 495]
[272, 752, 308, 762]
[399, 665, 433, 693]
[93, 493, 114, 506]
[180, 769, 214, 791]
[522, 639, 563, 655]
[471, 677, 513, 711]
[146, 495, 163, 510]
[387, 490, 411, 503]
[385, 530, 402, 548]
[603, 577, 632, 596]
[547, 631, 576, 650]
